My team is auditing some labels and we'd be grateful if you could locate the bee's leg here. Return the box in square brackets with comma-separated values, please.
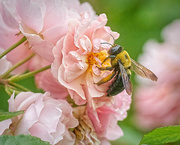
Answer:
[96, 66, 113, 71]
[96, 71, 116, 86]
[101, 55, 116, 64]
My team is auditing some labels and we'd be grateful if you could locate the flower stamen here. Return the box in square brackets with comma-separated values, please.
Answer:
[86, 50, 111, 72]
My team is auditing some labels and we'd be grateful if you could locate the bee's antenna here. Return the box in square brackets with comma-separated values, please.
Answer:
[110, 34, 115, 44]
[100, 34, 115, 47]
[100, 42, 113, 47]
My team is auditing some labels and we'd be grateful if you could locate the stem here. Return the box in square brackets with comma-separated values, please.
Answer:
[9, 65, 51, 82]
[5, 85, 22, 96]
[2, 53, 35, 79]
[0, 37, 27, 59]
[8, 81, 30, 92]
[0, 77, 8, 85]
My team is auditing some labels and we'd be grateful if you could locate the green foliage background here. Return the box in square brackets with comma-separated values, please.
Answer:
[0, 0, 180, 144]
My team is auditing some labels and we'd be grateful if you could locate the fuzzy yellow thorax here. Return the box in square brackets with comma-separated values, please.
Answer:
[112, 50, 131, 69]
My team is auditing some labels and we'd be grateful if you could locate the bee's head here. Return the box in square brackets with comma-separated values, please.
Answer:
[108, 44, 123, 55]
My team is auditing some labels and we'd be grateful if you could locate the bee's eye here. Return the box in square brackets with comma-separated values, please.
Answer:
[108, 45, 122, 55]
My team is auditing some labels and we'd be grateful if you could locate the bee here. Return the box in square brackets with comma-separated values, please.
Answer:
[96, 42, 158, 96]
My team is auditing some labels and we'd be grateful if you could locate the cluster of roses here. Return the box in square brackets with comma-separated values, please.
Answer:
[0, 0, 131, 144]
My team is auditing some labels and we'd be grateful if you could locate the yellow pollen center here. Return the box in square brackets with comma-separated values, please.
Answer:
[86, 52, 97, 66]
[86, 50, 111, 72]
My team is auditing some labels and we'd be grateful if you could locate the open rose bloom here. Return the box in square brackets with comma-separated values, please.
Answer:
[2, 92, 78, 145]
[0, 0, 132, 144]
[134, 20, 180, 131]
[51, 13, 131, 141]
[52, 13, 120, 105]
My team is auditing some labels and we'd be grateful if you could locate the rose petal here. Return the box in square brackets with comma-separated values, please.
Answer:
[29, 122, 54, 144]
[16, 0, 45, 33]
[15, 104, 39, 135]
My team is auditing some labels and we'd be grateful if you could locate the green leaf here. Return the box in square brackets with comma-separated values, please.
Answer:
[140, 126, 180, 145]
[0, 111, 24, 122]
[0, 135, 50, 145]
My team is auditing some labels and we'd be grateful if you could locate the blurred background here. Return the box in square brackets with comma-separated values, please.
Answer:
[1, 0, 180, 144]
[79, 0, 180, 145]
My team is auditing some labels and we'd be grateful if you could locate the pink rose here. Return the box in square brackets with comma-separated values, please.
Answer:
[87, 91, 131, 140]
[134, 20, 180, 130]
[1, 92, 78, 145]
[52, 13, 120, 106]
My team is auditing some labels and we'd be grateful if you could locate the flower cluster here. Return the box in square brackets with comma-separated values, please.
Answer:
[0, 0, 131, 144]
[134, 19, 180, 131]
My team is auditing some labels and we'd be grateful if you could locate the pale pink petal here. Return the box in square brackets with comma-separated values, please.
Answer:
[64, 0, 80, 8]
[27, 54, 51, 71]
[0, 14, 19, 49]
[79, 2, 97, 19]
[13, 92, 40, 111]
[57, 100, 79, 128]
[42, 0, 67, 30]
[16, 0, 45, 33]
[38, 103, 62, 132]
[113, 91, 131, 120]
[1, 0, 20, 22]
[51, 38, 64, 79]
[8, 93, 16, 112]
[6, 44, 32, 74]
[58, 65, 86, 103]
[42, 25, 68, 45]
[74, 20, 92, 48]
[29, 123, 54, 144]
[68, 89, 87, 105]
[15, 104, 39, 135]
[36, 70, 68, 99]
[104, 115, 123, 140]
[0, 7, 31, 73]
[51, 121, 66, 144]
[19, 24, 54, 62]
[100, 139, 111, 145]
[0, 56, 12, 75]
[0, 1, 18, 28]
[0, 119, 11, 135]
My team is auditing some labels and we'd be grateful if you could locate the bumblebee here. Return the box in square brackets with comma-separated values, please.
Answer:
[96, 43, 158, 96]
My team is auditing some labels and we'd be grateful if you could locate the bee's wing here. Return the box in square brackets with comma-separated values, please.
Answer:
[130, 58, 158, 81]
[118, 60, 132, 95]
